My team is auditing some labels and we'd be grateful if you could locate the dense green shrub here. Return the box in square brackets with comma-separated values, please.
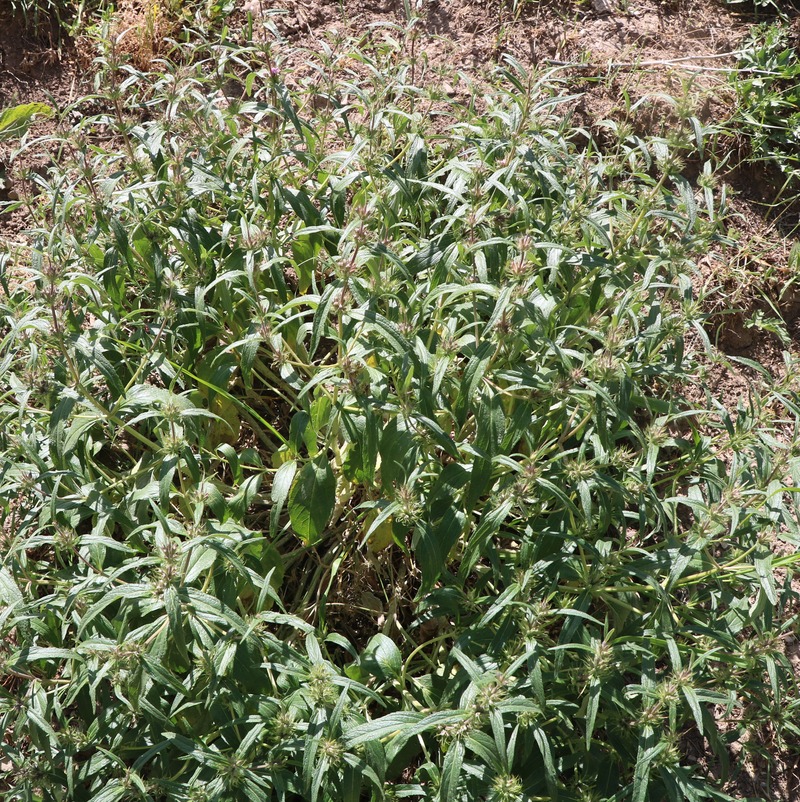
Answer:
[1, 25, 799, 802]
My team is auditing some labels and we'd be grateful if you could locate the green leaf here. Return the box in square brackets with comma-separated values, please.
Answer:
[271, 459, 297, 537]
[342, 412, 379, 485]
[682, 685, 704, 737]
[291, 232, 322, 293]
[288, 457, 336, 544]
[184, 542, 218, 584]
[0, 103, 52, 141]
[379, 418, 419, 489]
[141, 654, 190, 695]
[0, 567, 30, 641]
[456, 340, 496, 424]
[310, 282, 340, 358]
[533, 727, 558, 799]
[0, 566, 24, 609]
[754, 546, 777, 605]
[228, 473, 263, 520]
[585, 677, 601, 750]
[465, 391, 505, 509]
[632, 729, 655, 802]
[87, 782, 127, 802]
[164, 585, 190, 668]
[361, 634, 402, 681]
[438, 738, 464, 801]
[352, 308, 413, 357]
[289, 410, 318, 456]
[343, 712, 425, 747]
[19, 646, 78, 662]
[415, 506, 466, 592]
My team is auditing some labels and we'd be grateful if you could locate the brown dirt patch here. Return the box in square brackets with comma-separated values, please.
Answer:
[0, 9, 86, 250]
[109, 0, 181, 70]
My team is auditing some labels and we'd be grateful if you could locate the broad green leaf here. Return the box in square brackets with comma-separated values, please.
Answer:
[363, 508, 395, 551]
[0, 103, 52, 141]
[415, 506, 466, 592]
[288, 457, 336, 543]
[342, 412, 378, 485]
[379, 418, 419, 489]
[291, 232, 322, 294]
[361, 634, 402, 681]
[682, 685, 704, 737]
[632, 729, 655, 802]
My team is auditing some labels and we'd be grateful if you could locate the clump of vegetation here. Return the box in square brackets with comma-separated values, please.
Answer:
[721, 0, 800, 14]
[0, 17, 799, 802]
[5, 0, 96, 38]
[0, 103, 52, 202]
[5, 0, 232, 44]
[730, 20, 800, 213]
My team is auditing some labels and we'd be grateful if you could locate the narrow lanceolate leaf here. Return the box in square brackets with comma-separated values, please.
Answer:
[632, 729, 655, 802]
[310, 282, 341, 358]
[682, 685, 704, 737]
[438, 738, 465, 802]
[585, 677, 601, 750]
[343, 712, 425, 747]
[754, 546, 778, 605]
[271, 459, 298, 536]
[456, 340, 495, 423]
[288, 457, 336, 543]
[0, 567, 24, 610]
[534, 727, 558, 799]
[87, 782, 127, 802]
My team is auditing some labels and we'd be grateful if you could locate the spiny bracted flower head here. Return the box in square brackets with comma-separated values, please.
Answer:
[474, 673, 508, 714]
[490, 773, 523, 802]
[393, 483, 422, 526]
